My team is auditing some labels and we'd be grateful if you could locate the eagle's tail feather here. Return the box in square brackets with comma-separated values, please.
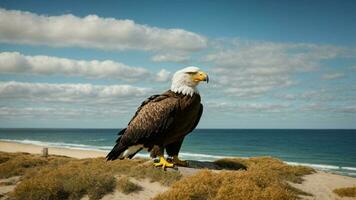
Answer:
[107, 128, 143, 161]
[106, 142, 127, 161]
[106, 128, 129, 161]
[128, 147, 143, 159]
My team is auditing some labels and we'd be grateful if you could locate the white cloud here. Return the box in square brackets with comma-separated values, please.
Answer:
[275, 90, 331, 101]
[0, 81, 160, 122]
[0, 52, 160, 81]
[205, 40, 347, 98]
[0, 107, 80, 118]
[155, 69, 171, 82]
[151, 53, 190, 63]
[301, 103, 356, 113]
[0, 8, 207, 52]
[207, 101, 290, 113]
[0, 81, 153, 103]
[237, 103, 290, 112]
[321, 72, 345, 80]
[217, 75, 295, 98]
[0, 106, 131, 119]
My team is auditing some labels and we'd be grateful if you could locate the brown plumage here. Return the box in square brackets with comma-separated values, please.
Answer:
[106, 90, 203, 161]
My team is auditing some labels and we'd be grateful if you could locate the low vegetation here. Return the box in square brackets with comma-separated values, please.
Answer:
[154, 157, 315, 200]
[116, 176, 142, 194]
[0, 152, 181, 200]
[0, 152, 316, 200]
[333, 186, 356, 197]
[215, 157, 315, 183]
[13, 158, 116, 200]
[0, 152, 74, 179]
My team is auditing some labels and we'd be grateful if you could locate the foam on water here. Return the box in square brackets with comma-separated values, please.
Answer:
[286, 161, 341, 170]
[179, 152, 229, 159]
[341, 167, 356, 171]
[286, 161, 356, 177]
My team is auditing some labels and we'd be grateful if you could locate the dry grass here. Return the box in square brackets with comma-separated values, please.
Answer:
[153, 157, 315, 200]
[12, 158, 116, 200]
[0, 152, 11, 164]
[116, 176, 142, 194]
[0, 152, 181, 200]
[1, 152, 316, 200]
[214, 157, 315, 183]
[0, 152, 48, 178]
[333, 186, 356, 197]
[0, 152, 73, 179]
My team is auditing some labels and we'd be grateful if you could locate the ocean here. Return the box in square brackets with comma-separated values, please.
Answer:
[0, 128, 355, 177]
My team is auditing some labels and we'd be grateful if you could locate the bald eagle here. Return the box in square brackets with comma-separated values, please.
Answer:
[106, 66, 208, 168]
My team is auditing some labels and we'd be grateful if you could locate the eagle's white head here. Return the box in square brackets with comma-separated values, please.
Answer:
[171, 66, 209, 96]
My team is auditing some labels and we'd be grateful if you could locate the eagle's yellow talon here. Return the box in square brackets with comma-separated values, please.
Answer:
[154, 156, 174, 169]
[172, 155, 188, 167]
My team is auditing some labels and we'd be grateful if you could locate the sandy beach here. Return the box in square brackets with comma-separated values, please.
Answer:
[0, 141, 107, 159]
[0, 140, 355, 200]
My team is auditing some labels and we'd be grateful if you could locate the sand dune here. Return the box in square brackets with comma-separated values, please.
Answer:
[291, 172, 356, 200]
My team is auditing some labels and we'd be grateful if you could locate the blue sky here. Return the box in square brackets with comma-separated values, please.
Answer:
[0, 0, 355, 128]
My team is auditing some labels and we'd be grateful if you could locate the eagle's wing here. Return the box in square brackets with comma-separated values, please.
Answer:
[188, 103, 203, 132]
[165, 104, 203, 156]
[124, 92, 178, 142]
[106, 91, 178, 160]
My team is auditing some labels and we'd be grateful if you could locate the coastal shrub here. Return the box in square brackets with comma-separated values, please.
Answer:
[153, 170, 297, 200]
[333, 186, 356, 197]
[6, 154, 180, 200]
[246, 157, 315, 183]
[116, 176, 142, 194]
[12, 173, 66, 200]
[214, 157, 315, 183]
[0, 152, 48, 178]
[154, 157, 315, 200]
[0, 151, 181, 188]
[13, 158, 116, 200]
[0, 152, 73, 179]
[154, 170, 223, 200]
[214, 170, 296, 200]
[0, 152, 11, 164]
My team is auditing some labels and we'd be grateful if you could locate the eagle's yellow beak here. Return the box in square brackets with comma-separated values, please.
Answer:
[193, 71, 209, 83]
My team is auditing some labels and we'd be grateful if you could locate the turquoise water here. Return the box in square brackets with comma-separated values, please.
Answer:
[0, 128, 355, 177]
